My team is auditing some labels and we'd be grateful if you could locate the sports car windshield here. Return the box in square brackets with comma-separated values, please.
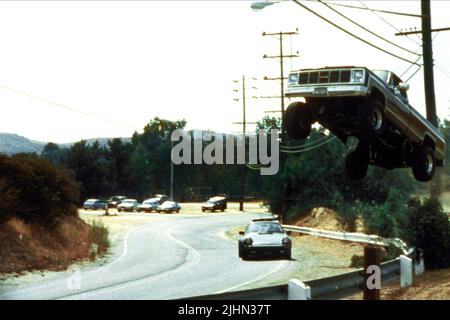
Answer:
[246, 223, 283, 234]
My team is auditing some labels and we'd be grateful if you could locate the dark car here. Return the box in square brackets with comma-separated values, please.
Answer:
[108, 196, 127, 208]
[83, 199, 108, 210]
[117, 199, 139, 212]
[201, 196, 227, 212]
[238, 220, 291, 260]
[285, 66, 445, 182]
[156, 201, 181, 214]
[136, 198, 159, 213]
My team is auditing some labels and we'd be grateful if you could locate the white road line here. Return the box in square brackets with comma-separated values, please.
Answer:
[89, 224, 144, 275]
[59, 224, 203, 299]
[215, 260, 290, 294]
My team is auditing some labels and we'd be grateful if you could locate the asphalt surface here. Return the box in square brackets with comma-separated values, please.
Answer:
[0, 212, 293, 300]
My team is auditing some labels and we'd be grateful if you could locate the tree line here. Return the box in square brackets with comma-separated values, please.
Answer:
[1, 116, 449, 268]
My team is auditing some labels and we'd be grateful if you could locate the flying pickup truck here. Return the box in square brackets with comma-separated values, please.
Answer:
[284, 66, 445, 182]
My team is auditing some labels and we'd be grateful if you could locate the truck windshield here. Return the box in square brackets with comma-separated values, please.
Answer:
[372, 70, 390, 84]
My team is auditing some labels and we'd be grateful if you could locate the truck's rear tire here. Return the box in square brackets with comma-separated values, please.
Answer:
[411, 145, 435, 182]
[357, 99, 387, 141]
[285, 101, 312, 140]
[345, 143, 369, 180]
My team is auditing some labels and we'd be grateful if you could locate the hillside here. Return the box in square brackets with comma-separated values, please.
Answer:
[0, 133, 45, 155]
[0, 133, 131, 155]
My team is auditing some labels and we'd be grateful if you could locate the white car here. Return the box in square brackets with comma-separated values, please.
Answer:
[117, 199, 139, 212]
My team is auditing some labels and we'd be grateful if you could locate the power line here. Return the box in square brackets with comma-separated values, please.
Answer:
[400, 55, 422, 78]
[281, 134, 332, 149]
[281, 136, 337, 153]
[0, 83, 140, 130]
[291, 0, 419, 65]
[323, 1, 423, 18]
[399, 31, 438, 79]
[318, 0, 419, 56]
[245, 163, 265, 171]
[435, 62, 450, 80]
[357, 1, 422, 46]
[405, 65, 422, 82]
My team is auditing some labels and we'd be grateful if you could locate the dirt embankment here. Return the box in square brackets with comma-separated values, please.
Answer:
[0, 216, 107, 275]
[380, 269, 450, 300]
[291, 207, 365, 232]
[295, 208, 450, 300]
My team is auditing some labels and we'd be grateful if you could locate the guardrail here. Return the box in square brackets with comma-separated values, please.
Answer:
[181, 225, 416, 300]
[182, 256, 407, 300]
[282, 225, 409, 254]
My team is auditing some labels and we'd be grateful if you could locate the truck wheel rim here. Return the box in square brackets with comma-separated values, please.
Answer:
[370, 108, 383, 131]
[426, 154, 433, 174]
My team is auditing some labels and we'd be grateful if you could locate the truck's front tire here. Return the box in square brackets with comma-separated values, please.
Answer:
[357, 99, 387, 141]
[411, 145, 435, 182]
[285, 102, 312, 140]
[345, 143, 369, 180]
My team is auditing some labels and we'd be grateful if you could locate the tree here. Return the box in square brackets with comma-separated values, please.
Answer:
[42, 142, 66, 165]
[65, 140, 115, 201]
[107, 138, 132, 193]
[405, 197, 450, 269]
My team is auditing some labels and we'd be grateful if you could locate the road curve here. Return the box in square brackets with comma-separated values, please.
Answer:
[0, 212, 292, 300]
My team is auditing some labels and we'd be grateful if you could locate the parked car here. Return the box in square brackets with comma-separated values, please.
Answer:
[156, 201, 181, 214]
[83, 199, 108, 210]
[136, 198, 159, 213]
[238, 219, 291, 260]
[117, 199, 139, 212]
[107, 195, 127, 208]
[285, 66, 445, 182]
[201, 196, 227, 212]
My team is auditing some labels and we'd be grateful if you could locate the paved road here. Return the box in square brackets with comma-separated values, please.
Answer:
[0, 212, 293, 300]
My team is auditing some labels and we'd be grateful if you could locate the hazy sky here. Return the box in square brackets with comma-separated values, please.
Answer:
[0, 0, 449, 143]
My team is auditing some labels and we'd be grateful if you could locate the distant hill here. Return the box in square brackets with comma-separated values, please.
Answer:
[0, 133, 46, 155]
[0, 133, 131, 155]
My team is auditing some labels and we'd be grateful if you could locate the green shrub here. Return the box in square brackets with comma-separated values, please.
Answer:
[360, 188, 408, 238]
[89, 220, 110, 256]
[0, 153, 80, 227]
[405, 197, 450, 269]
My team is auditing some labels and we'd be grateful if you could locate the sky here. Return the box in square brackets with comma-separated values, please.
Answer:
[0, 0, 449, 143]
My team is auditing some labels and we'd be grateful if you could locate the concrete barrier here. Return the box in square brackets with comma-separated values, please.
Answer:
[400, 255, 413, 288]
[288, 279, 311, 300]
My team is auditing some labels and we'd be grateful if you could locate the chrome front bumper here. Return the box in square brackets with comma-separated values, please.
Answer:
[285, 85, 368, 98]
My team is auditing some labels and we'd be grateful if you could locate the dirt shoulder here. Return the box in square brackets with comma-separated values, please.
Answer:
[344, 268, 450, 300]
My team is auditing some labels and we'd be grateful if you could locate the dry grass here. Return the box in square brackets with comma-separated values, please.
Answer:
[0, 216, 109, 275]
[292, 207, 365, 233]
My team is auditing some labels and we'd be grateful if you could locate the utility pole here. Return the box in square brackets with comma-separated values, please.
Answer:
[262, 29, 299, 223]
[396, 0, 450, 198]
[232, 77, 258, 211]
[421, 0, 438, 128]
[262, 29, 299, 138]
[170, 140, 174, 200]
